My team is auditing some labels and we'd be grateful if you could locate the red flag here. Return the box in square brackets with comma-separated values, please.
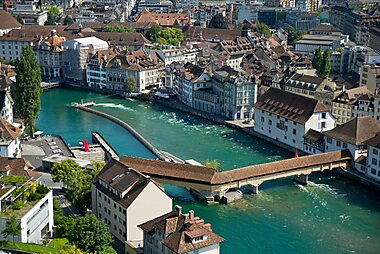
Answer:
[83, 140, 89, 152]
[294, 147, 299, 158]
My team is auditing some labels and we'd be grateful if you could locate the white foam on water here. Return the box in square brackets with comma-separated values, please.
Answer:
[93, 103, 135, 111]
[126, 98, 136, 102]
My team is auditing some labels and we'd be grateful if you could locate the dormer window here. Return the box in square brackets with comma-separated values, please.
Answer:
[192, 234, 208, 243]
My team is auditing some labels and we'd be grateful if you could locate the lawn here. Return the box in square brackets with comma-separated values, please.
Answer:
[0, 238, 69, 254]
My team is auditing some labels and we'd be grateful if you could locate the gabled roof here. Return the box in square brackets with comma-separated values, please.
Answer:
[254, 88, 329, 124]
[323, 116, 380, 145]
[94, 159, 167, 209]
[0, 157, 39, 179]
[364, 132, 380, 149]
[0, 118, 21, 140]
[139, 208, 224, 254]
[0, 10, 22, 30]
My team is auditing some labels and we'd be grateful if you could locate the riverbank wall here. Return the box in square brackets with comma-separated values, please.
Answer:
[73, 105, 167, 161]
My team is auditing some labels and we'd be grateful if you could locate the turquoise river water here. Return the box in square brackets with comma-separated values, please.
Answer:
[36, 87, 380, 254]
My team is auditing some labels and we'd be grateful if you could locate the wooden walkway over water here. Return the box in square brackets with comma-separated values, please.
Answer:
[120, 149, 352, 195]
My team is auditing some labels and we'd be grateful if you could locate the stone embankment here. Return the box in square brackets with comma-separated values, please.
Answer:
[72, 104, 168, 161]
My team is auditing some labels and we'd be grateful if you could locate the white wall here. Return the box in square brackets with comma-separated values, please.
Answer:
[366, 146, 380, 181]
[127, 181, 172, 242]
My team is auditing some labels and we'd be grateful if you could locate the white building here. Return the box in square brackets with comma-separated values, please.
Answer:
[139, 206, 224, 254]
[323, 116, 380, 160]
[86, 49, 116, 90]
[11, 2, 48, 25]
[254, 88, 335, 153]
[0, 157, 54, 244]
[0, 118, 21, 158]
[62, 37, 109, 84]
[91, 159, 172, 251]
[0, 71, 14, 123]
[364, 133, 380, 181]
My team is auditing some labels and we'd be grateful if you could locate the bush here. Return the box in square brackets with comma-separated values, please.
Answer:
[12, 199, 24, 210]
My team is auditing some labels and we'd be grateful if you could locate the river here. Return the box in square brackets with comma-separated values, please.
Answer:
[36, 87, 380, 254]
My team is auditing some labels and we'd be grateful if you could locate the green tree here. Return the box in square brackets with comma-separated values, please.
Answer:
[156, 28, 184, 46]
[277, 11, 286, 22]
[68, 214, 113, 253]
[45, 6, 60, 25]
[320, 49, 331, 78]
[286, 26, 306, 45]
[59, 245, 86, 254]
[208, 13, 228, 29]
[202, 159, 221, 172]
[13, 45, 42, 133]
[312, 47, 323, 74]
[2, 216, 21, 242]
[123, 76, 137, 93]
[66, 170, 92, 210]
[256, 21, 271, 39]
[63, 15, 74, 25]
[146, 24, 162, 43]
[51, 159, 82, 183]
[98, 246, 117, 254]
[91, 161, 106, 176]
[16, 16, 24, 25]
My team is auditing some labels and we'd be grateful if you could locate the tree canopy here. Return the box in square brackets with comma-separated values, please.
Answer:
[63, 15, 74, 25]
[68, 214, 113, 253]
[208, 14, 228, 29]
[51, 159, 82, 183]
[313, 48, 331, 78]
[13, 45, 42, 132]
[320, 49, 331, 78]
[124, 76, 137, 93]
[287, 26, 306, 45]
[2, 216, 21, 242]
[156, 28, 184, 46]
[255, 22, 271, 39]
[45, 6, 60, 25]
[146, 24, 162, 42]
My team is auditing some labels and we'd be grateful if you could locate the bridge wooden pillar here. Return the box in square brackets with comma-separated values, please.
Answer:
[247, 184, 260, 194]
[294, 174, 309, 185]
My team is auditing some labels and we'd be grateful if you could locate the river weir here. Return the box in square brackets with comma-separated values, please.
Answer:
[37, 87, 380, 254]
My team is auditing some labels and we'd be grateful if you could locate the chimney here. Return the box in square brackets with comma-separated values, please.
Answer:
[189, 210, 194, 220]
[175, 205, 182, 216]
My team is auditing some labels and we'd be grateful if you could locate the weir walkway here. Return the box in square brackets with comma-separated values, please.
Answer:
[120, 149, 352, 200]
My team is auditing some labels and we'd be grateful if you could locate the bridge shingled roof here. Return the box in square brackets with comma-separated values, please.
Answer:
[119, 150, 352, 185]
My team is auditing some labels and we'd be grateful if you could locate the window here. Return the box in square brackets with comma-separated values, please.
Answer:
[371, 168, 376, 175]
[293, 129, 296, 135]
[372, 158, 377, 165]
[99, 203, 101, 208]
[336, 140, 341, 147]
[327, 137, 332, 144]
[373, 149, 378, 155]
[261, 117, 264, 122]
[269, 120, 272, 125]
[98, 192, 101, 197]
[343, 143, 347, 148]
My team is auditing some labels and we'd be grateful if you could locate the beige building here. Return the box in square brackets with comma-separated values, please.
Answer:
[139, 206, 224, 254]
[91, 159, 172, 251]
[34, 30, 65, 80]
[360, 63, 380, 93]
[284, 73, 336, 109]
[332, 86, 372, 125]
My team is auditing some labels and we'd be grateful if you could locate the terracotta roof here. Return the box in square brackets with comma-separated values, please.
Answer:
[139, 209, 224, 253]
[0, 157, 39, 179]
[310, 24, 340, 33]
[323, 116, 380, 145]
[120, 156, 216, 184]
[364, 132, 380, 148]
[183, 27, 242, 41]
[81, 31, 151, 46]
[304, 129, 324, 142]
[0, 118, 21, 140]
[0, 25, 73, 42]
[289, 73, 325, 85]
[94, 159, 166, 208]
[254, 88, 329, 124]
[0, 10, 21, 29]
[134, 10, 189, 27]
[211, 150, 352, 184]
